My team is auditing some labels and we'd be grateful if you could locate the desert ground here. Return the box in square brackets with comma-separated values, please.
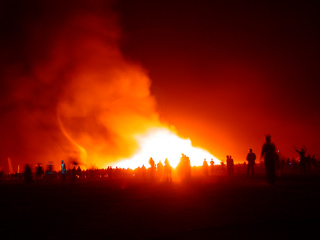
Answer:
[1, 169, 320, 239]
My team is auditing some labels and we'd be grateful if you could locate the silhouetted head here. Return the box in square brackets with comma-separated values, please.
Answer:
[61, 160, 64, 163]
[249, 148, 253, 152]
[265, 135, 271, 143]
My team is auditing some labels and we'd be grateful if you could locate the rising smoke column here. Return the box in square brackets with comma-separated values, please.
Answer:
[0, 0, 163, 168]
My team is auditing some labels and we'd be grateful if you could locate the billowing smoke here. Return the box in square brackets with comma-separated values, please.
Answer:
[0, 0, 163, 169]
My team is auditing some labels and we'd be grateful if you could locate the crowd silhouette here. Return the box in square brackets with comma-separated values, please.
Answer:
[0, 135, 319, 186]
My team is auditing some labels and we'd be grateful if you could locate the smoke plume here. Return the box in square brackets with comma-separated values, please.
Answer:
[0, 0, 163, 168]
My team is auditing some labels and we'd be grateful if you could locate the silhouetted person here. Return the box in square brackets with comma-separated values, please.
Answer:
[177, 154, 191, 181]
[0, 170, 4, 182]
[61, 160, 67, 182]
[177, 154, 185, 179]
[291, 157, 298, 169]
[226, 156, 234, 176]
[76, 166, 82, 178]
[45, 162, 54, 182]
[24, 164, 33, 183]
[203, 159, 209, 176]
[286, 158, 290, 169]
[295, 146, 306, 174]
[210, 159, 214, 174]
[274, 150, 280, 176]
[157, 161, 164, 180]
[35, 163, 44, 182]
[164, 158, 172, 182]
[149, 157, 156, 180]
[107, 166, 113, 178]
[261, 135, 276, 185]
[246, 148, 256, 178]
[141, 164, 147, 181]
[185, 156, 191, 179]
[149, 157, 155, 168]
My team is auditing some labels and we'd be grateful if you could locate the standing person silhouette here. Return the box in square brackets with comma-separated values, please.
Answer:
[202, 159, 209, 176]
[210, 159, 215, 175]
[24, 164, 33, 183]
[61, 160, 67, 182]
[295, 146, 307, 174]
[157, 161, 164, 180]
[149, 157, 156, 180]
[164, 158, 172, 182]
[261, 135, 276, 185]
[227, 156, 234, 176]
[246, 149, 256, 178]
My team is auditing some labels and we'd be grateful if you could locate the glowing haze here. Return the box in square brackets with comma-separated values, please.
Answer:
[0, 1, 219, 170]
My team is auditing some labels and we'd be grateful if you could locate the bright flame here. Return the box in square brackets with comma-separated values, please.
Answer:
[112, 127, 220, 169]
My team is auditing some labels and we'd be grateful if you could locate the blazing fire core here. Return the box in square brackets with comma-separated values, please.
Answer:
[111, 127, 220, 169]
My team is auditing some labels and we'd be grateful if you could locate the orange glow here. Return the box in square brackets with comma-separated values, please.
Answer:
[112, 127, 220, 169]
[57, 113, 87, 162]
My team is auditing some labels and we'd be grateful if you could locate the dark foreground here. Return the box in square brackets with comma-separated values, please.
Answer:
[1, 173, 320, 239]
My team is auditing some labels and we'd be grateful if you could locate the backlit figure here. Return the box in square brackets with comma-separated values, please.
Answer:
[246, 149, 256, 178]
[61, 160, 67, 182]
[261, 135, 276, 185]
[226, 156, 234, 176]
[164, 158, 172, 182]
[295, 146, 307, 174]
[203, 159, 209, 176]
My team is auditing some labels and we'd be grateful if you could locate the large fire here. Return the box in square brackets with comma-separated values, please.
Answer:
[111, 127, 220, 169]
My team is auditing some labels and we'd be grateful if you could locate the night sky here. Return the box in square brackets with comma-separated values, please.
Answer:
[0, 0, 320, 170]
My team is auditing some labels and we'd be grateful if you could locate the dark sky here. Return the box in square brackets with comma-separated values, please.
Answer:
[118, 0, 320, 161]
[0, 0, 320, 171]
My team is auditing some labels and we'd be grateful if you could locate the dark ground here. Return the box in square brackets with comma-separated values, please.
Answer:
[1, 172, 320, 239]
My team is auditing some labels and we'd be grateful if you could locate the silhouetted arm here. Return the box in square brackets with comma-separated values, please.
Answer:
[260, 146, 264, 160]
